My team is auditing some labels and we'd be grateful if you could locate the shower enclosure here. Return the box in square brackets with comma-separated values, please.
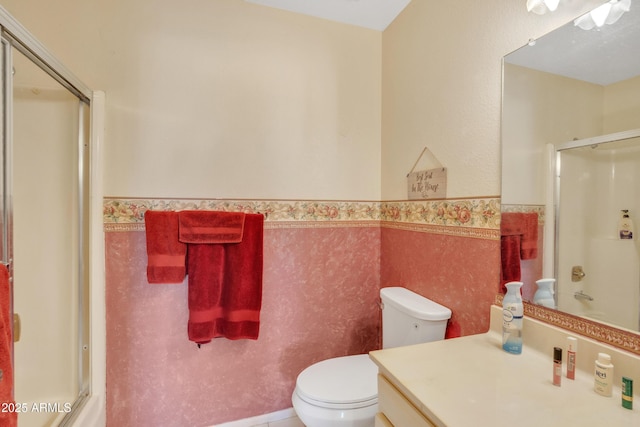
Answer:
[555, 130, 640, 331]
[0, 6, 104, 427]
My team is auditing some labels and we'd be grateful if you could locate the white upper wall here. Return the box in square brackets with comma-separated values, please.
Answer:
[1, 0, 606, 201]
[381, 0, 603, 200]
[501, 64, 603, 206]
[3, 0, 381, 200]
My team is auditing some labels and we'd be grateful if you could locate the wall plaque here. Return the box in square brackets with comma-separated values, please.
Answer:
[407, 167, 447, 199]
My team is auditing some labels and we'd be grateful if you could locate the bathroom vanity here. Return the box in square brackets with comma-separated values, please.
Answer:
[369, 305, 640, 427]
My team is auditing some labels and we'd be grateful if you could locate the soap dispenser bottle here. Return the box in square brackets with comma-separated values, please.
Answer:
[619, 210, 634, 240]
[502, 281, 523, 355]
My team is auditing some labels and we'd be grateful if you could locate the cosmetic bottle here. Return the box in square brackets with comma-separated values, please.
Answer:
[502, 281, 523, 355]
[622, 377, 633, 409]
[566, 337, 577, 380]
[553, 347, 562, 386]
[619, 210, 634, 240]
[594, 353, 614, 397]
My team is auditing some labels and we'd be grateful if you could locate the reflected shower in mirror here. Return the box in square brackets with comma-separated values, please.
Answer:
[555, 132, 640, 331]
[501, 0, 640, 333]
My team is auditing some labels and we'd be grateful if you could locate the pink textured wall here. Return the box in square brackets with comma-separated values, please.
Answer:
[381, 228, 500, 337]
[104, 199, 501, 426]
[105, 226, 381, 426]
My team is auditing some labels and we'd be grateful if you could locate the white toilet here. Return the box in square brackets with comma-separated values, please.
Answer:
[292, 287, 452, 427]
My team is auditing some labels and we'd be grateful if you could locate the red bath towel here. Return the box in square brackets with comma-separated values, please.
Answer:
[179, 210, 245, 244]
[144, 211, 187, 284]
[500, 212, 538, 260]
[0, 265, 16, 427]
[520, 213, 538, 260]
[182, 212, 263, 344]
[500, 235, 522, 292]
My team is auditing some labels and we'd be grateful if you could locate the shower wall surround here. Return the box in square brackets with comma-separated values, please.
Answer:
[104, 196, 499, 426]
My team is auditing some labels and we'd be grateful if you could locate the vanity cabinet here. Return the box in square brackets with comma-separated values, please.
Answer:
[376, 374, 435, 427]
[369, 305, 640, 427]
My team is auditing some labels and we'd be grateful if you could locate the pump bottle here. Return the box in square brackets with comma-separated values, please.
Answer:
[502, 281, 523, 354]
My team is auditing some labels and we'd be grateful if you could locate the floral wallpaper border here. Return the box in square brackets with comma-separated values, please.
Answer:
[103, 197, 500, 239]
[501, 203, 546, 225]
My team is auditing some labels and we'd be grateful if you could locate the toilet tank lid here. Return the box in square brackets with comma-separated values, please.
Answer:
[380, 287, 452, 321]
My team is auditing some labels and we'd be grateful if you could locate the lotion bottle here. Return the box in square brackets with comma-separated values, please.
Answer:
[594, 353, 614, 397]
[566, 337, 577, 380]
[619, 210, 634, 240]
[502, 281, 523, 355]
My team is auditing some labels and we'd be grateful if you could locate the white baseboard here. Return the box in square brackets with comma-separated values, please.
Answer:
[214, 407, 297, 427]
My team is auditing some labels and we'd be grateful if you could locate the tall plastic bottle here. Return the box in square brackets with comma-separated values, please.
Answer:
[502, 281, 524, 354]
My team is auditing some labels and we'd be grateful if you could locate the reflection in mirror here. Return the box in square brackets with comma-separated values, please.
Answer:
[556, 132, 640, 331]
[501, 0, 640, 334]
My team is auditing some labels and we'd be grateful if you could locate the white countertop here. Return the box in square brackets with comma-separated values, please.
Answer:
[369, 306, 640, 427]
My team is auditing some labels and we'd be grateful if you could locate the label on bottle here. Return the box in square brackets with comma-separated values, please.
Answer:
[553, 361, 562, 386]
[620, 230, 633, 239]
[502, 305, 523, 354]
[503, 301, 523, 317]
[594, 364, 613, 397]
[567, 351, 576, 380]
[622, 377, 633, 409]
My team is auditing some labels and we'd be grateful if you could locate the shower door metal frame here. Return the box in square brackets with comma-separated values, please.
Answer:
[0, 5, 94, 426]
[554, 128, 640, 331]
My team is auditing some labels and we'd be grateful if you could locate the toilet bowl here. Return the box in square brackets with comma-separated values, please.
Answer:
[292, 287, 452, 427]
[292, 354, 378, 427]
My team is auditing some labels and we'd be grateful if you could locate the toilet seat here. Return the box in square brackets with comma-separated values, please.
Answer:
[294, 354, 378, 409]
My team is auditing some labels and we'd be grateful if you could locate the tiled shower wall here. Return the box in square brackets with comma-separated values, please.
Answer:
[104, 197, 500, 426]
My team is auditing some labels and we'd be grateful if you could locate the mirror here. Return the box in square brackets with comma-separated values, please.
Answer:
[501, 0, 640, 335]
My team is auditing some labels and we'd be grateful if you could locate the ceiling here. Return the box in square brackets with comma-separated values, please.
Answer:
[245, 1, 640, 86]
[244, 0, 411, 31]
[505, 3, 640, 86]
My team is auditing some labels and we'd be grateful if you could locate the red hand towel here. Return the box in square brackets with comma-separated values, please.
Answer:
[500, 235, 522, 293]
[184, 212, 263, 344]
[144, 211, 187, 284]
[179, 210, 245, 244]
[0, 265, 16, 427]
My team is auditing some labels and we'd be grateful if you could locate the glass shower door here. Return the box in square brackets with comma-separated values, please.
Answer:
[3, 40, 91, 427]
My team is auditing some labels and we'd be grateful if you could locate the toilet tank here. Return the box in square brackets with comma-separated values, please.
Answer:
[380, 287, 452, 349]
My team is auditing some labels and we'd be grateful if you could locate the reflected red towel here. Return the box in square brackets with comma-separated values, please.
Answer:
[144, 211, 187, 284]
[185, 213, 263, 344]
[500, 212, 538, 260]
[179, 210, 245, 244]
[500, 235, 522, 293]
[520, 213, 538, 259]
[0, 265, 16, 427]
[500, 212, 523, 236]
